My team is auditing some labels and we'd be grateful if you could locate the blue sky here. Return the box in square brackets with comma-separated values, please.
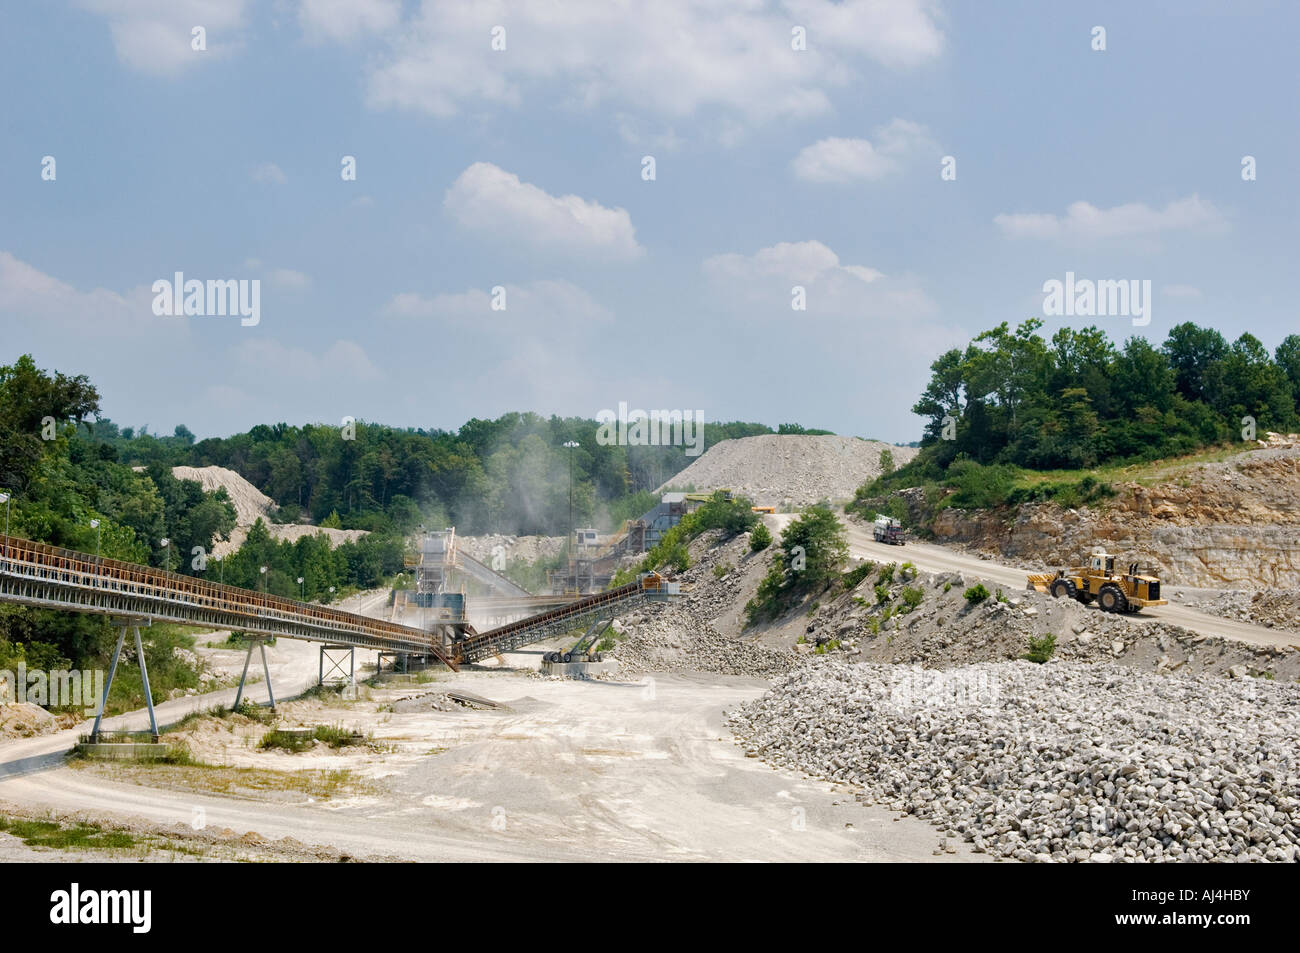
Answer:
[1, 1, 1295, 442]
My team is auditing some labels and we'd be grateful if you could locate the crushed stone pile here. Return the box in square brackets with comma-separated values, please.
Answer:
[730, 660, 1300, 862]
[457, 534, 565, 566]
[172, 465, 274, 526]
[1183, 590, 1300, 634]
[658, 435, 918, 507]
[612, 532, 795, 677]
[168, 465, 367, 557]
[611, 605, 796, 678]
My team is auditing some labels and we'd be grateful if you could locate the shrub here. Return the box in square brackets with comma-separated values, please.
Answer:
[902, 587, 924, 610]
[874, 582, 890, 605]
[749, 522, 772, 552]
[964, 583, 990, 604]
[841, 561, 874, 589]
[1024, 633, 1057, 663]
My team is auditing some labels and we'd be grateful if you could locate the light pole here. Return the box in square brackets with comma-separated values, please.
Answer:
[0, 492, 10, 560]
[297, 576, 305, 600]
[328, 585, 335, 603]
[160, 537, 170, 572]
[90, 519, 101, 564]
[259, 565, 268, 593]
[217, 555, 224, 585]
[562, 441, 579, 542]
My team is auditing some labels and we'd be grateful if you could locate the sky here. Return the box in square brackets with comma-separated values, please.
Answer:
[1, 1, 1296, 443]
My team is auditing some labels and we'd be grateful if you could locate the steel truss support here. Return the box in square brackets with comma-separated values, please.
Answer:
[233, 637, 276, 712]
[90, 618, 157, 742]
[319, 644, 355, 688]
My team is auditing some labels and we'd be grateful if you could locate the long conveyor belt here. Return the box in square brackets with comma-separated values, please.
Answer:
[451, 572, 678, 664]
[0, 534, 458, 669]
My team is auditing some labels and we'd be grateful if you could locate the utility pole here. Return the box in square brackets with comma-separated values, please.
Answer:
[160, 537, 170, 572]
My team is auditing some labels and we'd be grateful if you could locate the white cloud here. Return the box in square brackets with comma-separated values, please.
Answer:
[443, 163, 643, 261]
[267, 268, 311, 291]
[80, 0, 250, 73]
[792, 119, 933, 183]
[994, 195, 1226, 241]
[0, 251, 166, 338]
[704, 240, 883, 286]
[387, 279, 611, 327]
[251, 162, 287, 185]
[298, 0, 400, 41]
[363, 0, 944, 130]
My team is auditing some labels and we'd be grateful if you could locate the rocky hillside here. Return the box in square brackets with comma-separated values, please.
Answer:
[608, 524, 1297, 683]
[929, 445, 1300, 588]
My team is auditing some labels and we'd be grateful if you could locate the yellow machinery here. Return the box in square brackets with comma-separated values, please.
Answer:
[751, 505, 776, 514]
[1027, 552, 1167, 613]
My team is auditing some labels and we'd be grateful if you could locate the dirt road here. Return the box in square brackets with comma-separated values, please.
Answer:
[841, 522, 1298, 651]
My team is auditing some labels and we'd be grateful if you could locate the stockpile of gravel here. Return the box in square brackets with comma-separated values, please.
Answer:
[612, 608, 796, 678]
[730, 660, 1300, 862]
[658, 435, 917, 507]
[1184, 590, 1300, 634]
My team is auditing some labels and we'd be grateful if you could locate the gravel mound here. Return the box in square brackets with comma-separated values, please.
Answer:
[457, 534, 565, 566]
[1184, 590, 1300, 634]
[730, 660, 1300, 862]
[612, 606, 796, 678]
[658, 435, 918, 507]
[169, 465, 367, 557]
[172, 465, 274, 526]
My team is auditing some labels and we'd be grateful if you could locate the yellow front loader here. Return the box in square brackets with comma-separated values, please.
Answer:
[1027, 552, 1167, 613]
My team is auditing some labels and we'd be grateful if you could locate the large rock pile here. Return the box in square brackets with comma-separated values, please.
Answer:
[658, 435, 917, 507]
[1183, 590, 1300, 634]
[730, 660, 1300, 862]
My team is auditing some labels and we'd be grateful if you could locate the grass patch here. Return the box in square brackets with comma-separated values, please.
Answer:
[0, 816, 136, 851]
[69, 758, 365, 801]
[259, 724, 367, 752]
[964, 584, 990, 605]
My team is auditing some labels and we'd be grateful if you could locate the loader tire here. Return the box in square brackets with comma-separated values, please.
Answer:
[1049, 578, 1076, 599]
[1098, 584, 1128, 614]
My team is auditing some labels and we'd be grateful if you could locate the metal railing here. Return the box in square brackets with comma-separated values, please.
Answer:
[0, 534, 456, 669]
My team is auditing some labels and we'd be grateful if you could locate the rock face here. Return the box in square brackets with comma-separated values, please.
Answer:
[930, 448, 1300, 587]
[730, 660, 1300, 863]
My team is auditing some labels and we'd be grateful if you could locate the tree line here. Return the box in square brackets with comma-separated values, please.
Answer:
[909, 320, 1299, 473]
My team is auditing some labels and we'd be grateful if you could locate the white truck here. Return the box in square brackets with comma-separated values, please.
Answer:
[872, 514, 905, 545]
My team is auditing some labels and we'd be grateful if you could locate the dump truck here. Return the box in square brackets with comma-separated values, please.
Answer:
[1027, 552, 1166, 613]
[872, 514, 905, 545]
